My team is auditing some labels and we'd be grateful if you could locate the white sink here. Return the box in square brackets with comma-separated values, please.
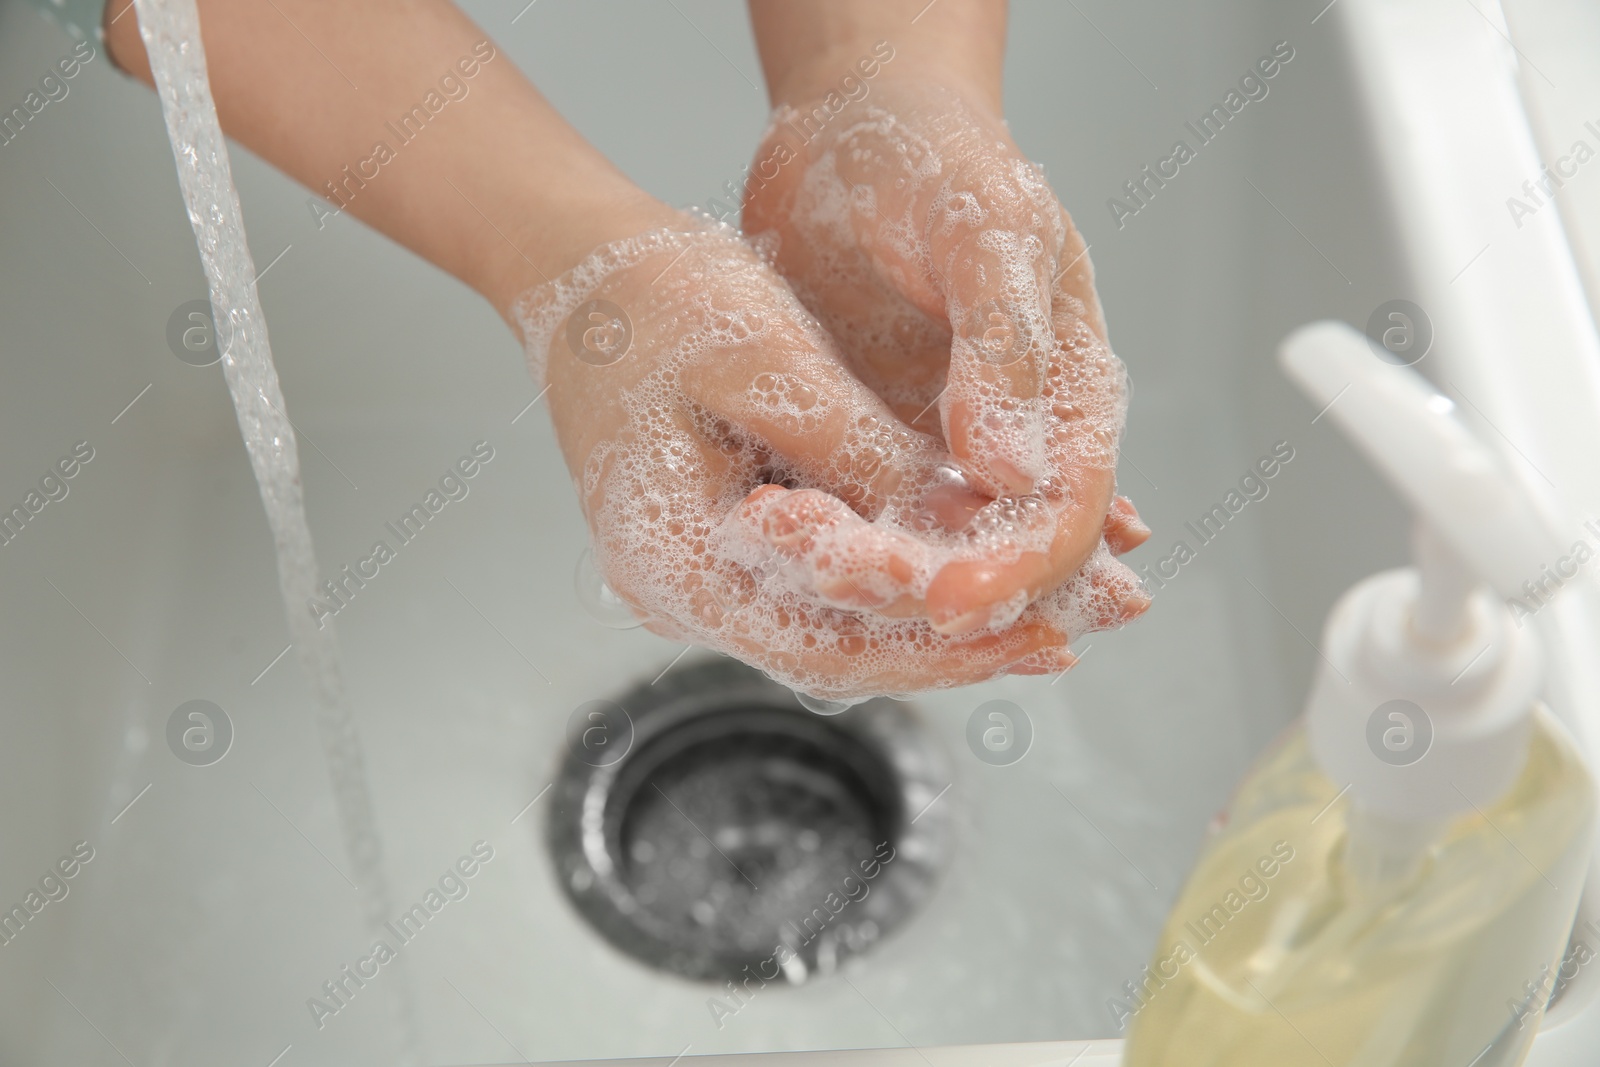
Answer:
[0, 0, 1595, 1064]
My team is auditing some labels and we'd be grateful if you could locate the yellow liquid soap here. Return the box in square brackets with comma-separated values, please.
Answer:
[1122, 708, 1594, 1067]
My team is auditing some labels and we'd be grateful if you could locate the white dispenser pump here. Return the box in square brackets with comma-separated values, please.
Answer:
[1280, 321, 1565, 822]
[1122, 322, 1596, 1064]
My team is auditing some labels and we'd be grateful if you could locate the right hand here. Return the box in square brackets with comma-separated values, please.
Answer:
[518, 217, 1139, 699]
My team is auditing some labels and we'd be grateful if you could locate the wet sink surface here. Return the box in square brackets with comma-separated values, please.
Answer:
[0, 0, 1417, 1063]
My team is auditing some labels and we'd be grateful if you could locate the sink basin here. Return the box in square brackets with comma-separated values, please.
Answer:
[2, 0, 1597, 1064]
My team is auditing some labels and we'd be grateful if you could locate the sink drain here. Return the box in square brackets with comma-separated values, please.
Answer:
[546, 657, 949, 984]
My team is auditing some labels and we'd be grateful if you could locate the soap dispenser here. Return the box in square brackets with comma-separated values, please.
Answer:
[1121, 321, 1596, 1066]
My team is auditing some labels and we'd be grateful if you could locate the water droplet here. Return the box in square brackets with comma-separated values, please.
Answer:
[796, 691, 858, 716]
[575, 548, 644, 629]
[932, 463, 970, 493]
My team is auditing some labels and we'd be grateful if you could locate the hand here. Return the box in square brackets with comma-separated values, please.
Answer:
[102, 0, 1148, 696]
[742, 76, 1150, 631]
[516, 216, 1138, 698]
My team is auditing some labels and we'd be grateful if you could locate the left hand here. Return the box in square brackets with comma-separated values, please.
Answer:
[743, 76, 1149, 633]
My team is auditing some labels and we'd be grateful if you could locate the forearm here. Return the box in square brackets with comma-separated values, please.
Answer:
[104, 0, 671, 319]
[746, 0, 1007, 112]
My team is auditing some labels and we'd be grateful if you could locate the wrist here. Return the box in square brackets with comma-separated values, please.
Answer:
[751, 0, 1007, 118]
[471, 179, 682, 328]
[770, 37, 1003, 118]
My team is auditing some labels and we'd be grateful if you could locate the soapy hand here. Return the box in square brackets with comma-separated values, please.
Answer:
[517, 218, 1145, 699]
[743, 78, 1149, 633]
[101, 0, 1151, 698]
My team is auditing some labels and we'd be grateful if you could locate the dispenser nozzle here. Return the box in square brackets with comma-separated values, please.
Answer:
[1282, 322, 1548, 820]
[1280, 321, 1565, 603]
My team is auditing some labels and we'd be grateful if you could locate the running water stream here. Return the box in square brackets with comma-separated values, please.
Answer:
[130, 0, 418, 1058]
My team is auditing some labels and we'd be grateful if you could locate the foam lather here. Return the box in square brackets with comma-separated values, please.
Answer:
[514, 217, 1140, 700]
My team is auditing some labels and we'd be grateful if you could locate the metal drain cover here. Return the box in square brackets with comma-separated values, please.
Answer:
[546, 657, 949, 984]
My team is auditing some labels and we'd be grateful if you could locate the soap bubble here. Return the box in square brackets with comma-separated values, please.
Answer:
[575, 548, 643, 629]
[566, 298, 633, 367]
[512, 219, 1134, 702]
[796, 691, 859, 716]
[972, 301, 1031, 367]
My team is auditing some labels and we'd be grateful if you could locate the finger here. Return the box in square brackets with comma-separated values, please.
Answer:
[672, 295, 945, 521]
[812, 104, 1055, 497]
[728, 611, 1071, 699]
[1103, 496, 1151, 555]
[729, 485, 935, 618]
[922, 484, 1106, 634]
[1037, 549, 1151, 634]
[1041, 255, 1127, 484]
[936, 219, 1054, 497]
[910, 255, 1133, 627]
[1006, 646, 1078, 676]
[925, 477, 1148, 636]
[1051, 215, 1106, 343]
[921, 140, 1088, 499]
[1095, 579, 1152, 629]
[925, 319, 1125, 633]
[1005, 554, 1150, 678]
[742, 479, 1101, 634]
[611, 486, 1080, 698]
[909, 316, 1132, 632]
[685, 565, 1079, 697]
[745, 473, 1111, 639]
[632, 485, 1075, 698]
[671, 276, 1077, 632]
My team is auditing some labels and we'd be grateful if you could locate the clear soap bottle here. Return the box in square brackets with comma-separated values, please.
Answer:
[1122, 323, 1597, 1066]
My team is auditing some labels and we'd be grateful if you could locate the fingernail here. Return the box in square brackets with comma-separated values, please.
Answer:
[1114, 497, 1151, 538]
[931, 605, 992, 636]
[1036, 646, 1078, 670]
[1007, 646, 1077, 675]
[819, 575, 890, 612]
[1118, 590, 1153, 621]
